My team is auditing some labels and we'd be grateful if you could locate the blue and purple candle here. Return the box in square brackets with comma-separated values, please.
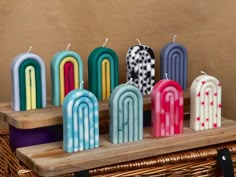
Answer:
[160, 35, 188, 90]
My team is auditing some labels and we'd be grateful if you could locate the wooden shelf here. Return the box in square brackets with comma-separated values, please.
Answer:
[16, 117, 236, 177]
[0, 92, 190, 129]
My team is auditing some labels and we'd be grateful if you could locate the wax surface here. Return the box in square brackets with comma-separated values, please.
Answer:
[109, 84, 143, 144]
[11, 53, 46, 111]
[151, 79, 183, 137]
[126, 45, 155, 95]
[190, 74, 222, 131]
[88, 47, 119, 101]
[160, 42, 188, 90]
[63, 89, 99, 153]
[51, 51, 83, 106]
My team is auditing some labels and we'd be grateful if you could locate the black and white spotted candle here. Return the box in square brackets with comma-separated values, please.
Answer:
[126, 42, 155, 95]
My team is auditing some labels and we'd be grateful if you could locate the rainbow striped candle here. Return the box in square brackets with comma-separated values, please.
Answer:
[190, 72, 222, 131]
[63, 87, 99, 153]
[51, 48, 83, 106]
[11, 50, 46, 111]
[160, 35, 188, 90]
[151, 78, 184, 137]
[88, 41, 119, 101]
[109, 83, 143, 144]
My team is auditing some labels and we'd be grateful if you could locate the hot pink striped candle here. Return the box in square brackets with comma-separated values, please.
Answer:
[151, 79, 184, 137]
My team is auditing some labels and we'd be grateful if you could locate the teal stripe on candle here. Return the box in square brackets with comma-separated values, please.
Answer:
[123, 98, 132, 143]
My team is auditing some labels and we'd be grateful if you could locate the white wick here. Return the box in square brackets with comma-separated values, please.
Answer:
[126, 78, 133, 85]
[102, 37, 108, 47]
[136, 39, 142, 45]
[27, 46, 32, 53]
[173, 34, 177, 43]
[165, 73, 169, 80]
[80, 81, 84, 89]
[66, 43, 71, 51]
[200, 71, 207, 75]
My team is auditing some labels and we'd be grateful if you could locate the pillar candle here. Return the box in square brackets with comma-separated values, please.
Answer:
[190, 73, 222, 131]
[63, 88, 99, 153]
[109, 83, 143, 144]
[88, 46, 119, 101]
[151, 78, 183, 137]
[11, 52, 46, 111]
[126, 41, 155, 95]
[51, 50, 83, 106]
[160, 36, 188, 90]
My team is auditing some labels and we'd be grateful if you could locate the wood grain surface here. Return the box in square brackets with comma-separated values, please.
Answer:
[16, 117, 236, 177]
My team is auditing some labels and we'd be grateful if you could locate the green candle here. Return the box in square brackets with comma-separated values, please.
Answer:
[88, 46, 119, 101]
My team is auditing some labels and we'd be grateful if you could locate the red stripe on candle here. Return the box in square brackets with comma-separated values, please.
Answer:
[64, 62, 75, 96]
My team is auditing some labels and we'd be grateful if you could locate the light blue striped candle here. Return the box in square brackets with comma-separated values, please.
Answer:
[63, 89, 99, 153]
[109, 83, 143, 144]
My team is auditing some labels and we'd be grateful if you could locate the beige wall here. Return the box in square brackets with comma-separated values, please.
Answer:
[0, 0, 235, 119]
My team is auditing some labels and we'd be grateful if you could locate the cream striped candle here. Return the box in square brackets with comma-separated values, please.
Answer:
[190, 72, 222, 131]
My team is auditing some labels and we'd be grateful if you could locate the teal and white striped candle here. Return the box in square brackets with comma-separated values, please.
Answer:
[109, 81, 143, 144]
[63, 83, 99, 153]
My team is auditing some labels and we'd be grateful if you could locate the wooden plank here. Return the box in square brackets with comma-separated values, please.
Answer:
[0, 92, 190, 129]
[16, 117, 236, 177]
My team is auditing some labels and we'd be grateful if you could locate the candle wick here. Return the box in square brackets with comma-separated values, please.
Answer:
[102, 37, 108, 47]
[126, 78, 133, 85]
[80, 81, 84, 89]
[200, 71, 207, 75]
[66, 43, 71, 51]
[136, 39, 142, 45]
[165, 73, 169, 80]
[173, 34, 177, 43]
[27, 46, 32, 53]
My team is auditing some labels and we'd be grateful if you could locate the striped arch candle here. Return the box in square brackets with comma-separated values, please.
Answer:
[51, 47, 83, 106]
[109, 83, 143, 144]
[160, 35, 188, 90]
[151, 78, 184, 137]
[88, 39, 119, 101]
[190, 72, 222, 131]
[126, 40, 155, 95]
[63, 87, 99, 153]
[11, 49, 46, 111]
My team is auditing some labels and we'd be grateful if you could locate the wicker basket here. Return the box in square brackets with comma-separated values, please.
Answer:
[1, 129, 235, 177]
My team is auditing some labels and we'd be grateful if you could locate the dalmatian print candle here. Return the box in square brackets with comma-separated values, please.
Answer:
[11, 47, 47, 111]
[190, 72, 222, 131]
[151, 78, 184, 137]
[51, 45, 83, 106]
[63, 85, 99, 153]
[160, 35, 188, 90]
[126, 40, 155, 95]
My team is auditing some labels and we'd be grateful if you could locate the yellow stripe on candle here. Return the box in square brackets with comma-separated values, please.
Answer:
[102, 59, 110, 100]
[60, 57, 79, 104]
[25, 66, 36, 110]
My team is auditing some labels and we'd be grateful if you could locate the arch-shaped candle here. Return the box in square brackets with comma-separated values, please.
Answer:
[51, 51, 83, 106]
[88, 47, 119, 101]
[160, 42, 188, 90]
[190, 74, 222, 131]
[126, 44, 155, 95]
[11, 53, 46, 111]
[63, 88, 99, 153]
[109, 84, 143, 144]
[151, 79, 183, 137]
